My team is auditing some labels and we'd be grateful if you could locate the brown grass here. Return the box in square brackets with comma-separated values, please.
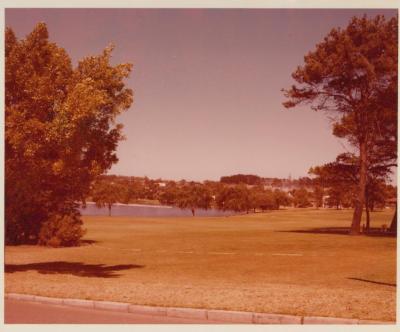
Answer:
[5, 208, 396, 321]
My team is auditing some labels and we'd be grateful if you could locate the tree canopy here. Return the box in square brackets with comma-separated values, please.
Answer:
[5, 23, 133, 244]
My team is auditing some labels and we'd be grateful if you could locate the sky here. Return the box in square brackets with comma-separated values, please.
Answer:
[5, 8, 398, 181]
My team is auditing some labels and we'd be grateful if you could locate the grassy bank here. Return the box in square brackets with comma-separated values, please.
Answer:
[5, 208, 396, 321]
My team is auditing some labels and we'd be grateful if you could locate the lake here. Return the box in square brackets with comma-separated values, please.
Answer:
[79, 202, 236, 217]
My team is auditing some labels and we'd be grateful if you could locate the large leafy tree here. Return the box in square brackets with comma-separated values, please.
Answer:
[5, 23, 133, 244]
[283, 15, 397, 234]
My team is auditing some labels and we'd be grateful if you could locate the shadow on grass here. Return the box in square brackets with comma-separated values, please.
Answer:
[348, 277, 396, 287]
[5, 261, 144, 278]
[80, 239, 98, 245]
[279, 227, 397, 237]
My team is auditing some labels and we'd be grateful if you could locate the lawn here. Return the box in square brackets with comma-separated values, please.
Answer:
[5, 208, 397, 321]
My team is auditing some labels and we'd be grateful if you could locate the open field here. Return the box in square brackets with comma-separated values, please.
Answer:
[5, 208, 396, 322]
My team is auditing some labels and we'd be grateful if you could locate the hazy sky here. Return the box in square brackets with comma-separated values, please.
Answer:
[5, 8, 397, 181]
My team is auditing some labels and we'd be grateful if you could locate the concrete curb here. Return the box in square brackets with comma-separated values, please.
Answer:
[167, 307, 207, 320]
[4, 293, 394, 325]
[253, 312, 302, 324]
[34, 295, 64, 305]
[7, 293, 36, 302]
[303, 316, 359, 324]
[128, 304, 167, 316]
[94, 301, 129, 312]
[207, 309, 253, 323]
[62, 298, 94, 308]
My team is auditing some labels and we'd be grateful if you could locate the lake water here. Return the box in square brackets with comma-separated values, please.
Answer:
[79, 202, 236, 217]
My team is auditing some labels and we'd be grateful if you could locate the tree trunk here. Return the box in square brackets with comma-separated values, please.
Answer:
[365, 202, 370, 233]
[350, 141, 367, 235]
[191, 208, 195, 217]
[389, 205, 397, 234]
[365, 192, 371, 232]
[108, 203, 111, 216]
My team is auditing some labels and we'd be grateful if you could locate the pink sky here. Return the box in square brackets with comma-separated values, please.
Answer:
[5, 8, 398, 181]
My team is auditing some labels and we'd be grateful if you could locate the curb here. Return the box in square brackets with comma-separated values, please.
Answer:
[129, 304, 167, 316]
[303, 316, 359, 324]
[5, 293, 395, 325]
[63, 298, 94, 308]
[253, 312, 302, 324]
[208, 309, 253, 323]
[167, 307, 207, 320]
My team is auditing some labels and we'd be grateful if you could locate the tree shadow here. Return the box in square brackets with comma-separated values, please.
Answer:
[80, 239, 98, 246]
[5, 261, 144, 278]
[348, 277, 396, 287]
[279, 227, 397, 237]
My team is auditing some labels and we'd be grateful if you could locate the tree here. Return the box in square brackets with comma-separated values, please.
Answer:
[158, 181, 180, 205]
[309, 156, 357, 210]
[310, 152, 394, 231]
[365, 179, 388, 230]
[283, 15, 397, 234]
[142, 177, 159, 200]
[216, 184, 251, 213]
[313, 185, 325, 209]
[5, 23, 133, 244]
[175, 182, 213, 216]
[91, 180, 123, 216]
[257, 189, 276, 211]
[247, 186, 275, 212]
[273, 189, 291, 209]
[290, 188, 312, 208]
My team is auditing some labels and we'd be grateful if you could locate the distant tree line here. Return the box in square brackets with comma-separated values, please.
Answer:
[220, 174, 262, 185]
[89, 174, 397, 218]
[220, 174, 315, 188]
[89, 175, 294, 216]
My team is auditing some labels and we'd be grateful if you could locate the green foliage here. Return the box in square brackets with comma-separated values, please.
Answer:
[5, 23, 133, 244]
[38, 212, 86, 247]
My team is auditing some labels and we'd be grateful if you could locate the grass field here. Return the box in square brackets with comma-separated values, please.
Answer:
[5, 208, 397, 321]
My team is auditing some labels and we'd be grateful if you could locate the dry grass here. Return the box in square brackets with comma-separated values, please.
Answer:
[5, 208, 396, 321]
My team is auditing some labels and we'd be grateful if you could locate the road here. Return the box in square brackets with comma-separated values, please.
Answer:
[5, 299, 220, 324]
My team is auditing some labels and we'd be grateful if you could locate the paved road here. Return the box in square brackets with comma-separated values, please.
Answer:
[5, 299, 220, 324]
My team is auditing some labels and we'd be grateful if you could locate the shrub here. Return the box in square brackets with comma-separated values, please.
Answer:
[38, 213, 86, 247]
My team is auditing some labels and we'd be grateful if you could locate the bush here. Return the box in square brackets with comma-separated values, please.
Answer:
[38, 213, 86, 247]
